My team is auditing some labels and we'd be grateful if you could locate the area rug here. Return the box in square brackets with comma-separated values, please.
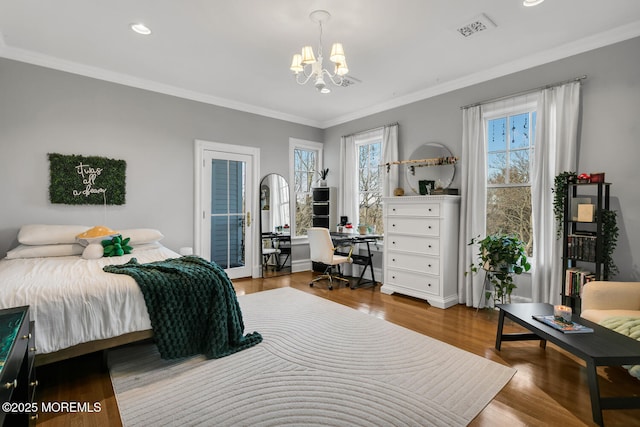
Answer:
[109, 287, 515, 426]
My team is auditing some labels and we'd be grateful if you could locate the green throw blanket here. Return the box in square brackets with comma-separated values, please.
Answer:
[103, 256, 262, 359]
[600, 316, 640, 379]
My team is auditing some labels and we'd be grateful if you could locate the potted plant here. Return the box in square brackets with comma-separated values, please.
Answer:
[467, 234, 531, 306]
[318, 168, 329, 187]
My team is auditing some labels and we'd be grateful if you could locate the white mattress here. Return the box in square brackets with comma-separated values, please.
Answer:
[0, 245, 180, 354]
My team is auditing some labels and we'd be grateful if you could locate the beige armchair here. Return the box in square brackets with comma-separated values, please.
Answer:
[580, 281, 640, 323]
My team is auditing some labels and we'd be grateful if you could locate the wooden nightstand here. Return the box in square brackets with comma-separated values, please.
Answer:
[0, 306, 37, 426]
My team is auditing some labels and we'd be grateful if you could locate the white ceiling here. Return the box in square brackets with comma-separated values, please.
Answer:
[1, 0, 640, 128]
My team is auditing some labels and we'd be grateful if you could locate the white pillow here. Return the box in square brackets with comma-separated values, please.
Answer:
[18, 224, 90, 245]
[6, 244, 84, 259]
[82, 243, 104, 260]
[131, 242, 162, 252]
[118, 229, 164, 245]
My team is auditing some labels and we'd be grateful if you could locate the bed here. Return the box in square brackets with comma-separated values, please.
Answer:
[0, 225, 179, 366]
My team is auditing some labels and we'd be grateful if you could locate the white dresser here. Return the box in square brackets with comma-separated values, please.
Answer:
[381, 196, 460, 308]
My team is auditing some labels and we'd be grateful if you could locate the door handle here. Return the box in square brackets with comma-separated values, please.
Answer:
[246, 212, 251, 227]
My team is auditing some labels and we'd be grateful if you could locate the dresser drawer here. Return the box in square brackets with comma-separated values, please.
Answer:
[387, 217, 439, 236]
[385, 268, 441, 296]
[386, 234, 439, 255]
[387, 252, 439, 274]
[387, 203, 440, 217]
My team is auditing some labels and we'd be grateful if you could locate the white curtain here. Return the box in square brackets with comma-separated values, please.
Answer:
[339, 124, 398, 226]
[339, 134, 358, 226]
[382, 124, 399, 197]
[457, 106, 487, 307]
[531, 82, 581, 304]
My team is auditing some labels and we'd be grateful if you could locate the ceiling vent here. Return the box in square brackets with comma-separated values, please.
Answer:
[456, 13, 496, 38]
[340, 75, 361, 88]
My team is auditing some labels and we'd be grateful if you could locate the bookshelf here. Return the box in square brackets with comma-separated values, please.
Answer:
[561, 181, 611, 312]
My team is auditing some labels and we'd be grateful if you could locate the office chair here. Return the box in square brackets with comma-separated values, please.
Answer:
[307, 227, 353, 290]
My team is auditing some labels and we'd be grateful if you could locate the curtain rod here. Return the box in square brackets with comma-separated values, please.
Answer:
[460, 75, 587, 110]
[342, 122, 399, 138]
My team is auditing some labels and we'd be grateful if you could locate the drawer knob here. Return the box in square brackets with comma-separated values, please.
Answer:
[30, 380, 39, 387]
[4, 379, 17, 389]
[428, 244, 432, 248]
[30, 346, 37, 352]
[30, 414, 39, 421]
[392, 224, 396, 227]
[392, 241, 396, 245]
[428, 283, 432, 287]
[392, 258, 396, 261]
[22, 333, 32, 340]
[428, 264, 432, 267]
[392, 275, 396, 279]
[428, 208, 432, 211]
[428, 225, 432, 229]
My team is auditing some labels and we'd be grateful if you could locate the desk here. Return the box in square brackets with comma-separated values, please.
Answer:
[331, 233, 382, 289]
[262, 233, 291, 271]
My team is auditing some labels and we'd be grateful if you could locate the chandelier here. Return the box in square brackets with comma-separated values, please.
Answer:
[289, 10, 348, 94]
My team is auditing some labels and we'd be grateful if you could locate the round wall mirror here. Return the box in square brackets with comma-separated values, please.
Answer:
[404, 142, 456, 195]
[260, 174, 291, 277]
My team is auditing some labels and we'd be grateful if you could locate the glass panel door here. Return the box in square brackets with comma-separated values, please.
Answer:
[210, 159, 245, 269]
[203, 150, 253, 279]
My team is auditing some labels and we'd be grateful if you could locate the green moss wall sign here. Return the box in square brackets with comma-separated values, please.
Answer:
[49, 153, 126, 205]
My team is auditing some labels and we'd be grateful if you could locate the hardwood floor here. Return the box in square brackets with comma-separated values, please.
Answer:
[36, 272, 640, 426]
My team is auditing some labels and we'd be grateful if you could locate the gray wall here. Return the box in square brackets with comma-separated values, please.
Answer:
[324, 36, 640, 282]
[0, 58, 322, 256]
[2, 36, 639, 282]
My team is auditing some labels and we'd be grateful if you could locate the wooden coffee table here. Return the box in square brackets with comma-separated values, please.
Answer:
[495, 303, 640, 426]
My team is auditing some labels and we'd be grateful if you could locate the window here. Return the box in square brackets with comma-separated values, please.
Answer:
[289, 138, 323, 237]
[485, 109, 536, 255]
[355, 131, 384, 234]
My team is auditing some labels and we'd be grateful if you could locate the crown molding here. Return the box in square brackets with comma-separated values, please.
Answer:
[319, 20, 640, 129]
[0, 46, 323, 128]
[1, 20, 639, 130]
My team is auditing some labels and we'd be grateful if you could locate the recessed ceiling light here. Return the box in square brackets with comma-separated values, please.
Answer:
[130, 23, 152, 35]
[523, 0, 544, 6]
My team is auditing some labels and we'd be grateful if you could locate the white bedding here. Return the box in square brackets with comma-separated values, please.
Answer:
[0, 244, 180, 354]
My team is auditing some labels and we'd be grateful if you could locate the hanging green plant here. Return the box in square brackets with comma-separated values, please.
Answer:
[600, 209, 619, 277]
[552, 171, 576, 238]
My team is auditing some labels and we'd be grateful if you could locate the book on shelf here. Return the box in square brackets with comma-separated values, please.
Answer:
[564, 267, 596, 296]
[532, 315, 594, 334]
[566, 232, 597, 262]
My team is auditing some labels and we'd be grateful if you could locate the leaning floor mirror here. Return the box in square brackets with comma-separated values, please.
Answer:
[260, 173, 292, 277]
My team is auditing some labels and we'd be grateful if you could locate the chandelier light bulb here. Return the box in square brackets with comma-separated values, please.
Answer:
[335, 59, 349, 76]
[329, 43, 346, 64]
[290, 54, 303, 73]
[301, 46, 316, 64]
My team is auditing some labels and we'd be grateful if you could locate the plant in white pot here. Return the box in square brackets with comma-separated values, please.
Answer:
[317, 168, 329, 187]
[467, 234, 531, 306]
